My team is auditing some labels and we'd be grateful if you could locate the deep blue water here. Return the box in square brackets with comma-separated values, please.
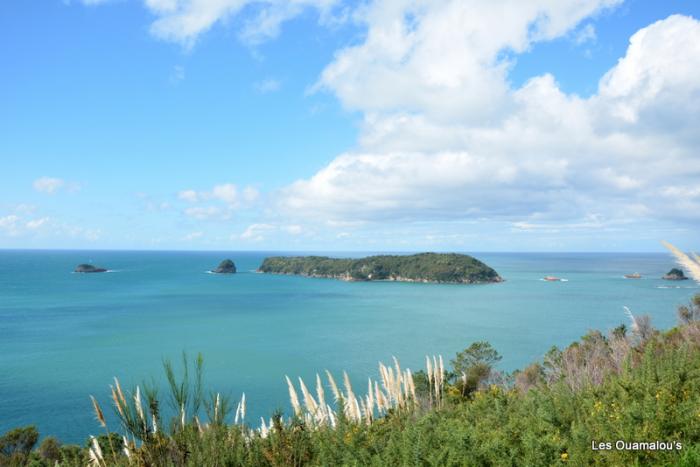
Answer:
[0, 250, 696, 443]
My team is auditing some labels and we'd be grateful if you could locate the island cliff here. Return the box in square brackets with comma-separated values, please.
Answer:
[258, 253, 502, 284]
[74, 264, 107, 273]
[663, 268, 688, 280]
[211, 259, 236, 274]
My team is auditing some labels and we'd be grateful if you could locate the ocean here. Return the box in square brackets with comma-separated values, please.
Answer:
[0, 250, 696, 443]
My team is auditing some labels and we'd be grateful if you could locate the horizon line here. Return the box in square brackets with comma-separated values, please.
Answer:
[0, 247, 673, 255]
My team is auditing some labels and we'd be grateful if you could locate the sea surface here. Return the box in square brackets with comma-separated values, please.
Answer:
[0, 250, 697, 443]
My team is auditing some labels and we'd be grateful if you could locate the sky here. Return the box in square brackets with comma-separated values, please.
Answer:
[2, 0, 699, 252]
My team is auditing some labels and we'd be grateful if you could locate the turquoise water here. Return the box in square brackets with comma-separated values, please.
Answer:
[0, 250, 697, 443]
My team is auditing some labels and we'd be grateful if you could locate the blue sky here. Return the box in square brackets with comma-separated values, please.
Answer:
[2, 0, 699, 251]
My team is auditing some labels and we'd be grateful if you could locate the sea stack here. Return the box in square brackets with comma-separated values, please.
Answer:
[74, 264, 107, 273]
[662, 268, 688, 280]
[212, 259, 236, 274]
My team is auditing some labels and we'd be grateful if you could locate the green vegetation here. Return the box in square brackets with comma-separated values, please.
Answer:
[212, 259, 237, 274]
[663, 268, 688, 280]
[258, 253, 502, 284]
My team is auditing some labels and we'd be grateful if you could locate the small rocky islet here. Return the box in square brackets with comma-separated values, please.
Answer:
[211, 259, 237, 274]
[663, 268, 688, 280]
[74, 263, 107, 273]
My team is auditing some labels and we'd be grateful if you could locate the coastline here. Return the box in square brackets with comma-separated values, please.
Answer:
[257, 269, 504, 284]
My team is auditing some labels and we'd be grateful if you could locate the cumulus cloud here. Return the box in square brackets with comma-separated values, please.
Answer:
[240, 223, 275, 241]
[178, 189, 199, 203]
[279, 10, 700, 232]
[211, 183, 239, 203]
[178, 183, 260, 221]
[132, 0, 341, 46]
[179, 183, 258, 207]
[33, 177, 65, 194]
[313, 0, 621, 122]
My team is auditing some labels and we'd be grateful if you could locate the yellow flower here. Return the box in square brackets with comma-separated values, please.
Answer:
[561, 452, 569, 461]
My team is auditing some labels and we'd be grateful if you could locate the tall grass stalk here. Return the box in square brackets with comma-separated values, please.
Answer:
[663, 240, 700, 282]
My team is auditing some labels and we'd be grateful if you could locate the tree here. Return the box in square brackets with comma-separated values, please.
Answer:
[451, 341, 502, 375]
[451, 341, 502, 396]
[0, 425, 39, 465]
[38, 436, 61, 464]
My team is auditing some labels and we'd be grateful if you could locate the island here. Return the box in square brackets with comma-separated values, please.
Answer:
[663, 268, 688, 280]
[258, 253, 502, 284]
[211, 259, 236, 274]
[74, 264, 107, 273]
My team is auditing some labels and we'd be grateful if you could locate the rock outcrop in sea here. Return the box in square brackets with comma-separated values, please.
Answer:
[74, 264, 107, 273]
[663, 268, 688, 280]
[212, 259, 236, 274]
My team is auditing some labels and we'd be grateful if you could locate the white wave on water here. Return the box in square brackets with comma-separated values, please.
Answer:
[71, 270, 120, 274]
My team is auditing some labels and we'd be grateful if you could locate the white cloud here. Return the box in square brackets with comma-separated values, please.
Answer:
[0, 215, 20, 236]
[0, 213, 101, 241]
[26, 217, 50, 230]
[33, 177, 65, 194]
[240, 223, 275, 241]
[574, 23, 596, 45]
[313, 0, 622, 122]
[254, 78, 281, 93]
[211, 183, 239, 203]
[177, 183, 259, 221]
[184, 206, 225, 220]
[177, 184, 259, 221]
[182, 231, 204, 240]
[242, 186, 260, 202]
[285, 224, 303, 235]
[136, 0, 341, 46]
[180, 183, 257, 206]
[178, 189, 200, 202]
[279, 11, 700, 231]
[597, 15, 700, 126]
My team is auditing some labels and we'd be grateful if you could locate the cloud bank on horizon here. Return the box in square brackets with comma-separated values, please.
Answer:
[3, 0, 700, 250]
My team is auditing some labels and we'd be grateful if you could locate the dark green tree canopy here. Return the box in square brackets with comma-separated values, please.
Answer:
[451, 341, 502, 376]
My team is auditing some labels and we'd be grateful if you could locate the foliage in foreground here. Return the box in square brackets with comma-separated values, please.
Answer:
[5, 299, 700, 466]
[3, 245, 700, 466]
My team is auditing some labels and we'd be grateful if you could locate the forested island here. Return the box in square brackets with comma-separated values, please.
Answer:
[258, 252, 502, 284]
